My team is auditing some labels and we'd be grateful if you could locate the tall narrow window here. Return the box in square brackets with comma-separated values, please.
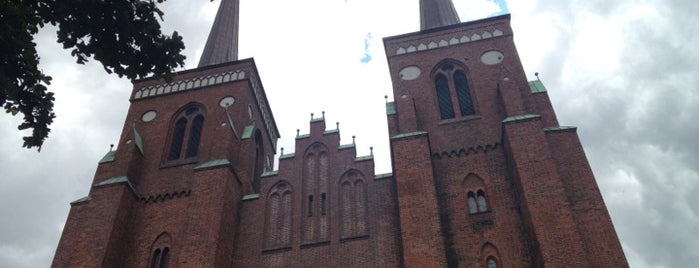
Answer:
[433, 61, 475, 120]
[265, 181, 293, 249]
[150, 249, 161, 268]
[167, 104, 205, 162]
[150, 247, 169, 268]
[159, 247, 169, 268]
[454, 70, 475, 115]
[435, 73, 455, 119]
[168, 118, 187, 161]
[467, 192, 478, 214]
[321, 193, 327, 215]
[308, 195, 314, 217]
[185, 115, 204, 158]
[477, 190, 489, 212]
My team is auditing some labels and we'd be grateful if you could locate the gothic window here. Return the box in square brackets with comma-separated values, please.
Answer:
[436, 73, 455, 119]
[150, 233, 171, 268]
[167, 105, 205, 162]
[477, 190, 489, 212]
[467, 190, 489, 214]
[265, 181, 293, 249]
[454, 70, 475, 116]
[481, 243, 501, 268]
[307, 195, 314, 217]
[433, 62, 475, 120]
[339, 170, 368, 239]
[487, 257, 498, 268]
[467, 192, 478, 214]
[302, 143, 329, 243]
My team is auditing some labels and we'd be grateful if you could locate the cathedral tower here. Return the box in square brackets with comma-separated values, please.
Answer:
[384, 3, 628, 267]
[53, 0, 628, 267]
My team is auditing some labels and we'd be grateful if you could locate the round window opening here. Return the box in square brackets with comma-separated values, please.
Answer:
[141, 110, 157, 122]
[480, 50, 504, 65]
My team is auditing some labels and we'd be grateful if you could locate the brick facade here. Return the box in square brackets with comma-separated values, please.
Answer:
[52, 15, 627, 268]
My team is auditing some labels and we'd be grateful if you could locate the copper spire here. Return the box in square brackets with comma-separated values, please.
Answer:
[198, 0, 240, 67]
[420, 0, 461, 30]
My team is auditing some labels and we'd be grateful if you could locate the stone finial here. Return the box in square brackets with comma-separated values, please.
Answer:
[296, 129, 300, 136]
[370, 146, 374, 156]
[352, 135, 356, 144]
[109, 144, 114, 151]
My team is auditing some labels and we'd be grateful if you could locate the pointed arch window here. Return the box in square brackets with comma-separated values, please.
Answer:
[433, 62, 476, 119]
[150, 247, 169, 268]
[167, 105, 205, 162]
[265, 181, 293, 249]
[467, 190, 489, 214]
[487, 257, 498, 268]
[339, 170, 368, 239]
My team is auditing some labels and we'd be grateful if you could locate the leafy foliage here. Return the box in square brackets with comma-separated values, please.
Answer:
[0, 0, 187, 150]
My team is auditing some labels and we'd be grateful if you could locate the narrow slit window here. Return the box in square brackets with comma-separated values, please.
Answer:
[308, 195, 314, 217]
[321, 193, 327, 215]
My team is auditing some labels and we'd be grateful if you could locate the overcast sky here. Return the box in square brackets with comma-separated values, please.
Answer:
[1, 0, 697, 267]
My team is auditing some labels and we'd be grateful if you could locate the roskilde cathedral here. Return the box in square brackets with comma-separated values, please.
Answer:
[52, 0, 628, 267]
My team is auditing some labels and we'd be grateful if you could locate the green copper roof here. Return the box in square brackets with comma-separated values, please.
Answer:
[241, 124, 254, 140]
[95, 176, 129, 187]
[529, 80, 547, 93]
[374, 173, 393, 181]
[70, 196, 91, 205]
[133, 124, 144, 155]
[242, 194, 259, 201]
[386, 102, 396, 115]
[99, 151, 116, 164]
[194, 158, 231, 170]
[502, 114, 541, 124]
[391, 131, 428, 140]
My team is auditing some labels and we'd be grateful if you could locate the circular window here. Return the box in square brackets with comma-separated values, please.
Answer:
[141, 110, 157, 122]
[399, 66, 422, 81]
[219, 96, 235, 108]
[480, 50, 504, 65]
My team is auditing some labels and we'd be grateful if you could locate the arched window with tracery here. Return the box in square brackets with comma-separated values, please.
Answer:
[149, 233, 171, 268]
[433, 61, 476, 120]
[167, 104, 205, 162]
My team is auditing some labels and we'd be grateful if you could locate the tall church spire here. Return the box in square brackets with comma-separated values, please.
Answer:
[198, 0, 239, 67]
[420, 0, 461, 30]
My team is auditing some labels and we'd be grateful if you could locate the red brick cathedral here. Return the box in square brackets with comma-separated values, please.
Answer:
[52, 0, 628, 267]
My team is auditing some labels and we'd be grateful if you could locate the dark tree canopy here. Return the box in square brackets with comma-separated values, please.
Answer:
[0, 0, 188, 150]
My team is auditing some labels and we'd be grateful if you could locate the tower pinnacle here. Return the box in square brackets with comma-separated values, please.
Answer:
[198, 0, 239, 67]
[420, 0, 461, 30]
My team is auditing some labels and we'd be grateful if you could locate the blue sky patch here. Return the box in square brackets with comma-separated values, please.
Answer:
[360, 32, 372, 64]
[491, 0, 509, 16]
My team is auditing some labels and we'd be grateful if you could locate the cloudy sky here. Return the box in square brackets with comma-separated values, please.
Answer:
[1, 0, 697, 267]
